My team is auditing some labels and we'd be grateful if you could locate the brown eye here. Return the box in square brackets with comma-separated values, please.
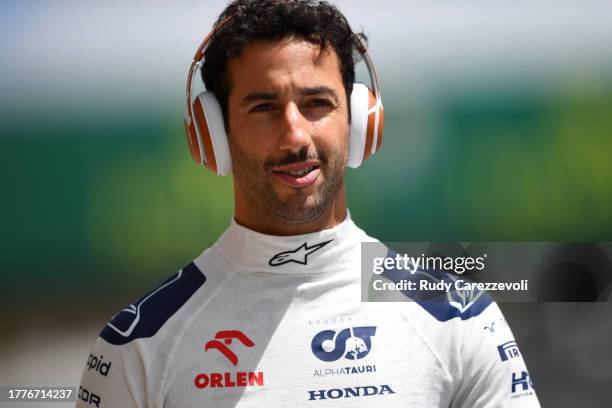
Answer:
[308, 99, 332, 107]
[250, 103, 275, 113]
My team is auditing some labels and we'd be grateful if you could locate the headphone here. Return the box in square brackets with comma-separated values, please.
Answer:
[184, 19, 384, 176]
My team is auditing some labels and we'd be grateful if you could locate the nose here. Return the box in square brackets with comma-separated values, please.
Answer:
[277, 102, 311, 153]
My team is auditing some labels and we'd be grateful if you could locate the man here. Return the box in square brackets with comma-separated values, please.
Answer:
[77, 1, 540, 406]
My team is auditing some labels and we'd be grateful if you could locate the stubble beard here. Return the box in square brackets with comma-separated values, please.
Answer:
[231, 143, 347, 225]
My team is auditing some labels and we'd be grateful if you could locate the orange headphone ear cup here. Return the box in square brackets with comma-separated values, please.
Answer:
[348, 83, 384, 168]
[365, 89, 384, 159]
[190, 92, 232, 175]
[184, 116, 203, 165]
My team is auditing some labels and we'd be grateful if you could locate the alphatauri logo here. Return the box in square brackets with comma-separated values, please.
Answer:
[311, 326, 377, 362]
[269, 240, 333, 266]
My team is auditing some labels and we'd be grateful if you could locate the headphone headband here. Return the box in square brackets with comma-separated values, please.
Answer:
[185, 18, 231, 129]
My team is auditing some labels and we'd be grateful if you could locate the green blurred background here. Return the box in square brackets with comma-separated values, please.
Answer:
[1, 1, 612, 407]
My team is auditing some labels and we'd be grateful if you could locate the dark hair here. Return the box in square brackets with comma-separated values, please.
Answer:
[201, 0, 366, 128]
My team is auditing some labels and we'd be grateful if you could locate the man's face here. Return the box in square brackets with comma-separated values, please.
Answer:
[226, 38, 349, 225]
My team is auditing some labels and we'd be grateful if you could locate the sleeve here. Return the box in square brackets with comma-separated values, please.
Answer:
[451, 302, 541, 408]
[76, 337, 147, 408]
[76, 262, 206, 408]
[76, 263, 206, 408]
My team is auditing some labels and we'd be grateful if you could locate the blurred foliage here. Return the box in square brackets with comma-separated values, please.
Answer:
[444, 82, 612, 239]
[350, 81, 612, 241]
[85, 122, 234, 281]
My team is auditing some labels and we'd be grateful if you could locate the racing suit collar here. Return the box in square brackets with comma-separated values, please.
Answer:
[214, 210, 362, 274]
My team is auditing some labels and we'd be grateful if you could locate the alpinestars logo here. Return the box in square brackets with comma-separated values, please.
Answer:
[311, 326, 377, 362]
[269, 240, 333, 266]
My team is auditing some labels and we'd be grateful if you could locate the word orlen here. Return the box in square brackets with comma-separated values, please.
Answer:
[194, 372, 264, 388]
[372, 279, 529, 292]
[372, 254, 486, 275]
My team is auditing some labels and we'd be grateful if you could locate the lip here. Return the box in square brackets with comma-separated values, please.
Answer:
[271, 160, 321, 173]
[272, 161, 321, 189]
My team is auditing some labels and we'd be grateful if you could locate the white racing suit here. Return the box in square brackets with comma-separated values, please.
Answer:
[77, 213, 540, 407]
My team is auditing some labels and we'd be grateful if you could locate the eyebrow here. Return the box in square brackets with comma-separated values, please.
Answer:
[302, 86, 339, 104]
[240, 86, 339, 107]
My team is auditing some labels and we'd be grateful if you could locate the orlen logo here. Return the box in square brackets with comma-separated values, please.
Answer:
[194, 330, 264, 389]
[87, 353, 111, 377]
[204, 330, 255, 366]
[311, 326, 376, 362]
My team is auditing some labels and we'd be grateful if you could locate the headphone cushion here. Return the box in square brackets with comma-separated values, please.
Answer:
[348, 83, 383, 168]
[192, 92, 233, 175]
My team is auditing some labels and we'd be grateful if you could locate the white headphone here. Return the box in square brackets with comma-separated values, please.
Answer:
[184, 19, 384, 176]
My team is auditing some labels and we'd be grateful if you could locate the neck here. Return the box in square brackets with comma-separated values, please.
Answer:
[233, 184, 347, 236]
